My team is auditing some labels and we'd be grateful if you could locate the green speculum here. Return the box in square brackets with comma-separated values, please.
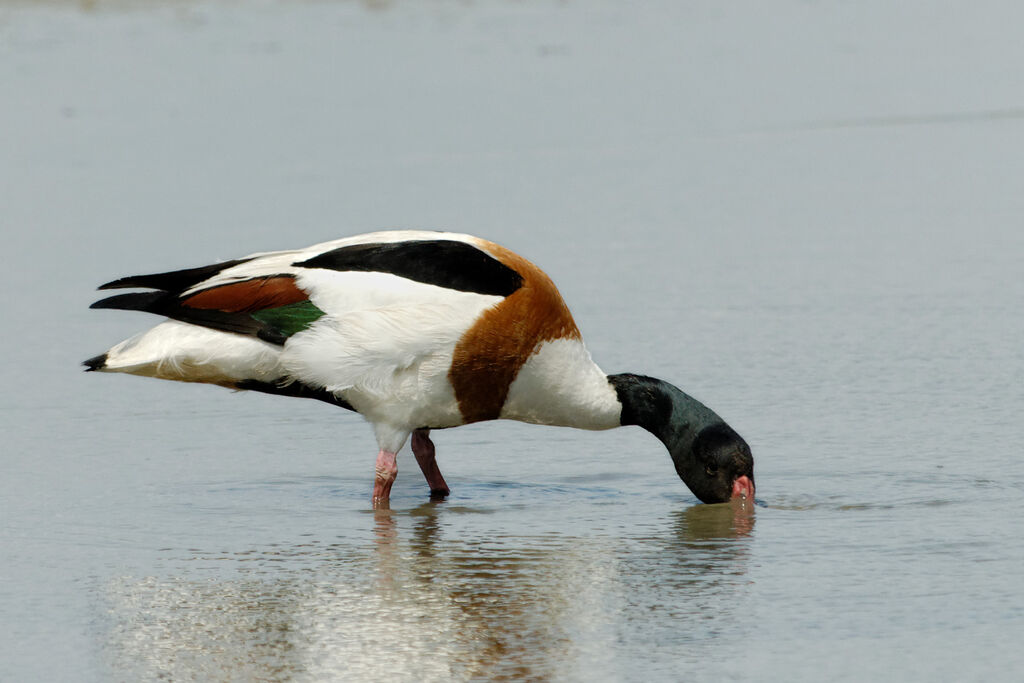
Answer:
[251, 300, 326, 339]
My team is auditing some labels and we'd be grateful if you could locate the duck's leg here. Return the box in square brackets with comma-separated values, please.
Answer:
[372, 449, 398, 508]
[411, 428, 450, 498]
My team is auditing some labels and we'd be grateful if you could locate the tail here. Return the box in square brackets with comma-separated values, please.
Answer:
[86, 255, 302, 383]
[82, 320, 283, 386]
[82, 353, 108, 372]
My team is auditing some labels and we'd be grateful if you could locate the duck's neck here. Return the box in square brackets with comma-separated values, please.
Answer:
[608, 373, 722, 453]
[608, 373, 754, 504]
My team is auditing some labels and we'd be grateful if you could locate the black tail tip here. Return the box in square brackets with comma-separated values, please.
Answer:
[82, 353, 108, 371]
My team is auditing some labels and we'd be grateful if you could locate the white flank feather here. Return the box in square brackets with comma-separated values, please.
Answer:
[283, 269, 503, 441]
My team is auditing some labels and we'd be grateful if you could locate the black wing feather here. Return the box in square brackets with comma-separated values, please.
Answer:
[295, 240, 523, 297]
[90, 291, 286, 345]
[235, 379, 356, 411]
[97, 257, 253, 292]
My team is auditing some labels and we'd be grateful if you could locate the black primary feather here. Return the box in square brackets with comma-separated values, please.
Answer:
[97, 257, 253, 293]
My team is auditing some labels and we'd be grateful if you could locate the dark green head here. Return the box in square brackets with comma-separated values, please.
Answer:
[673, 422, 755, 503]
[609, 373, 755, 504]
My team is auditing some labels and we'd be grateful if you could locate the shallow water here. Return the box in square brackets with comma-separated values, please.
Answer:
[2, 1, 1023, 681]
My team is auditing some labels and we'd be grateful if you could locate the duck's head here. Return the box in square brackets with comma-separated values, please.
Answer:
[670, 422, 755, 504]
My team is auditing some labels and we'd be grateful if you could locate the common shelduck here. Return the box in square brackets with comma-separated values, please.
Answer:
[85, 231, 754, 506]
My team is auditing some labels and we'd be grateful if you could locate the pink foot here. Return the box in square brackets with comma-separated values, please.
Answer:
[372, 449, 398, 508]
[412, 429, 450, 497]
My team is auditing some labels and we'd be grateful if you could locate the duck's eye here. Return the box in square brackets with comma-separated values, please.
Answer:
[704, 463, 718, 477]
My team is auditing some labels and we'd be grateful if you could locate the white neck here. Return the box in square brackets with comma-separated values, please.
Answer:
[499, 338, 622, 430]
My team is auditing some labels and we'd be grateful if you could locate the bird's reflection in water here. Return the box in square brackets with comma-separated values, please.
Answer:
[669, 497, 756, 553]
[614, 498, 757, 668]
[664, 499, 756, 587]
[104, 500, 755, 681]
[366, 501, 606, 680]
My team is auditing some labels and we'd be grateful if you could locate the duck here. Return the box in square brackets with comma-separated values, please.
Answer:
[84, 230, 754, 507]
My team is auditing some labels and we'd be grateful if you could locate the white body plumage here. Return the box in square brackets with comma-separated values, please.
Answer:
[92, 231, 621, 457]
